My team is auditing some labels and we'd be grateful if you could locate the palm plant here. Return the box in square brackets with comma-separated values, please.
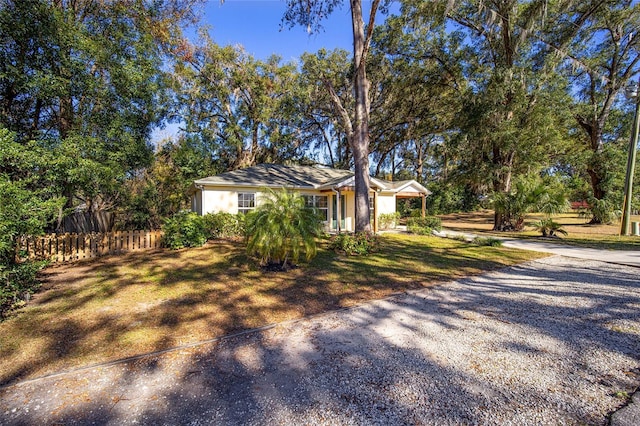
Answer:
[492, 177, 571, 232]
[245, 188, 323, 270]
[537, 191, 571, 217]
[531, 218, 568, 238]
[491, 179, 542, 231]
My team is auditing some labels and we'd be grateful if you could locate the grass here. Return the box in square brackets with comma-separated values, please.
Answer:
[0, 233, 544, 386]
[439, 210, 640, 250]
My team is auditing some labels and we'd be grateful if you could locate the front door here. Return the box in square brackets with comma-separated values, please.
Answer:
[331, 194, 346, 231]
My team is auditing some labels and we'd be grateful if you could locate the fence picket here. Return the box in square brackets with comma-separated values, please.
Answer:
[16, 230, 164, 264]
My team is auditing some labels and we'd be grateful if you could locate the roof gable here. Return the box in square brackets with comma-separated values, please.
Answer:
[383, 180, 431, 195]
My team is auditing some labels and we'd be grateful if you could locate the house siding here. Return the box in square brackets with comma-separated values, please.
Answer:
[377, 193, 396, 216]
[192, 164, 430, 233]
[201, 188, 238, 214]
[197, 187, 401, 233]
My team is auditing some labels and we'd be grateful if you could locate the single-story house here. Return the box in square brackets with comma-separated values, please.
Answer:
[190, 163, 430, 232]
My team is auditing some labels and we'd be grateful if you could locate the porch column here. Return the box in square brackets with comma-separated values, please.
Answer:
[421, 194, 426, 218]
[336, 191, 341, 234]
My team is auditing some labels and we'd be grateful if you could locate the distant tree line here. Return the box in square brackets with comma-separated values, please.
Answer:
[1, 0, 639, 236]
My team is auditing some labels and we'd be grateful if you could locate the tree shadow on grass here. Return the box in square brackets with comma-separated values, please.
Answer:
[0, 235, 544, 388]
[1, 255, 638, 424]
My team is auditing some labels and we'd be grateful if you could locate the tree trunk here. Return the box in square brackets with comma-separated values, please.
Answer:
[492, 148, 514, 231]
[586, 164, 605, 224]
[416, 141, 424, 182]
[350, 0, 371, 233]
[493, 211, 506, 231]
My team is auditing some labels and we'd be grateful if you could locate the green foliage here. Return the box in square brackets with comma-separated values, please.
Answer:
[0, 129, 63, 317]
[118, 137, 221, 230]
[378, 212, 400, 230]
[1, 261, 47, 318]
[407, 216, 442, 235]
[492, 176, 570, 231]
[409, 209, 424, 218]
[531, 219, 568, 238]
[425, 184, 482, 215]
[587, 197, 621, 225]
[297, 49, 354, 169]
[328, 232, 380, 256]
[0, 0, 200, 228]
[245, 189, 323, 268]
[0, 176, 62, 261]
[472, 237, 503, 247]
[491, 183, 536, 231]
[203, 212, 246, 239]
[172, 39, 306, 171]
[162, 211, 207, 250]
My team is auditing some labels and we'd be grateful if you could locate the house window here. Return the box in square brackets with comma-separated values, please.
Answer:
[238, 193, 255, 214]
[303, 195, 328, 221]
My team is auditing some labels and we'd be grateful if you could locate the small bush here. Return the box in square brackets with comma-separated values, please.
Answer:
[587, 197, 621, 224]
[162, 211, 207, 250]
[531, 218, 568, 237]
[329, 232, 380, 256]
[203, 212, 245, 239]
[378, 212, 400, 230]
[1, 260, 47, 318]
[407, 216, 442, 235]
[472, 237, 503, 247]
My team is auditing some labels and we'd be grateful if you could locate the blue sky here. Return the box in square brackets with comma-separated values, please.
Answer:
[200, 0, 357, 61]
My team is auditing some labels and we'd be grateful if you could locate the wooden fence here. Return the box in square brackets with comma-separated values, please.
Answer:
[17, 230, 164, 263]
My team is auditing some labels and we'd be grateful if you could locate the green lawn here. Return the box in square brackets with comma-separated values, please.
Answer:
[0, 233, 545, 386]
[440, 211, 640, 250]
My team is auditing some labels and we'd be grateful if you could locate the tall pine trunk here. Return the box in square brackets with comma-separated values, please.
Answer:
[350, 0, 371, 233]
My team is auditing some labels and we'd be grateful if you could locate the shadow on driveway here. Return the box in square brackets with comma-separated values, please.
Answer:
[1, 256, 639, 425]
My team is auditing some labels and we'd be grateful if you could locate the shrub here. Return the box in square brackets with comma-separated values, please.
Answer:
[491, 177, 570, 231]
[472, 237, 503, 247]
[531, 218, 568, 238]
[378, 212, 400, 230]
[587, 197, 621, 225]
[203, 212, 245, 239]
[245, 189, 323, 269]
[329, 232, 380, 256]
[1, 260, 47, 318]
[162, 210, 207, 250]
[407, 216, 442, 234]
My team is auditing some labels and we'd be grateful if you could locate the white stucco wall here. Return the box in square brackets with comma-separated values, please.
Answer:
[377, 193, 397, 216]
[343, 192, 354, 232]
[200, 186, 269, 215]
[201, 188, 238, 214]
[199, 187, 331, 217]
[196, 187, 403, 233]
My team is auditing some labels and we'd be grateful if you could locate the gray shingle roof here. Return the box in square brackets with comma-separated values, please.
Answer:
[194, 164, 353, 188]
[194, 164, 430, 195]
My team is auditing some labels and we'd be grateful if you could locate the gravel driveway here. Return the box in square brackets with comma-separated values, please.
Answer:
[1, 255, 639, 425]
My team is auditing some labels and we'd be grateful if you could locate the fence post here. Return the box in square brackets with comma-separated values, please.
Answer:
[64, 233, 71, 262]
